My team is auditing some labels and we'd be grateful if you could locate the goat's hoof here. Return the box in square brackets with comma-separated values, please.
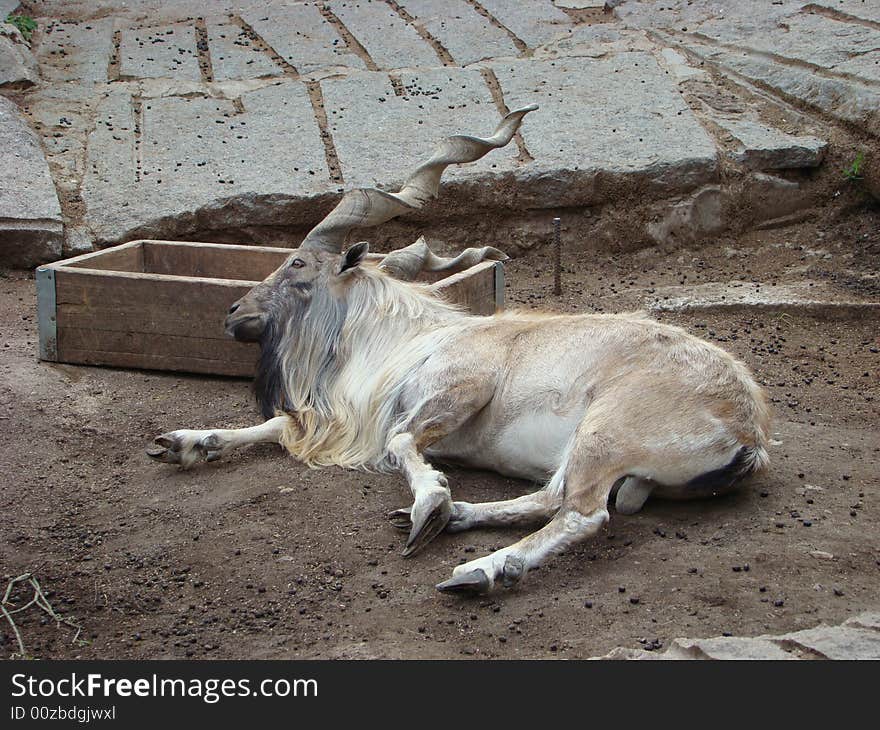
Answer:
[436, 569, 490, 595]
[146, 433, 181, 463]
[445, 502, 474, 533]
[502, 555, 525, 588]
[147, 430, 222, 468]
[402, 491, 452, 558]
[387, 507, 412, 531]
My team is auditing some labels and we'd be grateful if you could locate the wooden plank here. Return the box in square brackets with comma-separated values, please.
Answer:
[58, 327, 259, 372]
[58, 327, 258, 365]
[56, 240, 144, 272]
[142, 240, 291, 280]
[59, 346, 256, 377]
[57, 304, 233, 340]
[431, 260, 497, 315]
[54, 268, 255, 308]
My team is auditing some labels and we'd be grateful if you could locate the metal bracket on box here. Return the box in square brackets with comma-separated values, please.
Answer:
[36, 266, 58, 361]
[494, 261, 505, 312]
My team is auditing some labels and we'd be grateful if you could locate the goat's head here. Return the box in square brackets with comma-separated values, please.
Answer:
[225, 242, 369, 343]
[224, 104, 537, 344]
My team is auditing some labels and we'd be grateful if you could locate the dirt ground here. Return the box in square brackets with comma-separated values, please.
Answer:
[1, 205, 878, 660]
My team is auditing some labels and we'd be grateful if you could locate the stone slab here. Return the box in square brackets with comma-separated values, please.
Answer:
[812, 0, 880, 23]
[556, 1, 607, 8]
[698, 12, 880, 74]
[119, 22, 201, 81]
[0, 95, 63, 267]
[614, 1, 807, 35]
[321, 67, 518, 194]
[617, 1, 880, 108]
[780, 626, 880, 660]
[713, 118, 827, 170]
[242, 3, 364, 74]
[82, 81, 333, 244]
[36, 17, 114, 83]
[598, 613, 880, 660]
[844, 613, 880, 632]
[327, 0, 440, 70]
[0, 22, 38, 87]
[669, 636, 799, 660]
[833, 50, 880, 83]
[477, 0, 572, 48]
[645, 280, 876, 313]
[0, 1, 21, 19]
[397, 0, 519, 65]
[206, 18, 282, 81]
[491, 53, 718, 206]
[676, 36, 880, 137]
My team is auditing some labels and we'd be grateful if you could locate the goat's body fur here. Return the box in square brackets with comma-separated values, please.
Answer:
[266, 265, 769, 482]
[152, 260, 770, 593]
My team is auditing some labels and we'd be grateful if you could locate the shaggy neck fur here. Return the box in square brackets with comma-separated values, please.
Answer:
[257, 264, 467, 469]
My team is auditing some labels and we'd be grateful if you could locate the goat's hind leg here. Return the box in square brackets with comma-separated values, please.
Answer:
[147, 415, 288, 468]
[612, 476, 656, 515]
[437, 423, 621, 594]
[447, 468, 565, 533]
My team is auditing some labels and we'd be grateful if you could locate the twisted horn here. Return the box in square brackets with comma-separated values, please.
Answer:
[300, 104, 538, 253]
[379, 236, 507, 281]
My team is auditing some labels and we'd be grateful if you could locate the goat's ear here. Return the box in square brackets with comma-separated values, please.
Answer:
[339, 241, 369, 275]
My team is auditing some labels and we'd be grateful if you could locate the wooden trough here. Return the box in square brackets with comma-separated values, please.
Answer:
[36, 240, 504, 378]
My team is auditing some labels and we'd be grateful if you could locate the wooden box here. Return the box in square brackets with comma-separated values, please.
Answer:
[36, 240, 504, 377]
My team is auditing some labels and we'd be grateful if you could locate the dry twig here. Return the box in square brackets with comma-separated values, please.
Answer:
[1, 573, 83, 658]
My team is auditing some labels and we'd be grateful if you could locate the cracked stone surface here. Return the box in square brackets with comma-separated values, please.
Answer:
[397, 0, 519, 65]
[1, 0, 878, 263]
[205, 19, 281, 82]
[599, 613, 880, 659]
[615, 0, 880, 134]
[476, 0, 573, 48]
[82, 82, 333, 244]
[321, 67, 519, 194]
[491, 52, 719, 206]
[240, 2, 364, 74]
[118, 23, 201, 81]
[0, 95, 63, 267]
[326, 0, 441, 69]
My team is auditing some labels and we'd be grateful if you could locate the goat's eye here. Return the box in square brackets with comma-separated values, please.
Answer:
[290, 258, 306, 269]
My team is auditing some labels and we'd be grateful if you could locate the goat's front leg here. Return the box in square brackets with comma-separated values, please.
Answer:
[386, 432, 455, 557]
[147, 415, 288, 468]
[385, 372, 495, 557]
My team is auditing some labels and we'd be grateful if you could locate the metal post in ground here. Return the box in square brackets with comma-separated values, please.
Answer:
[553, 216, 562, 296]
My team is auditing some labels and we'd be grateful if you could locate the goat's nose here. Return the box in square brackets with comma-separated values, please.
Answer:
[228, 302, 240, 314]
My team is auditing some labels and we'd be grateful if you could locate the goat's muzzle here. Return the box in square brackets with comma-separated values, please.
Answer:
[224, 299, 266, 342]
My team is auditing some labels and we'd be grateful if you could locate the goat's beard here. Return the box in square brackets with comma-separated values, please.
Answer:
[254, 314, 289, 420]
[252, 290, 348, 421]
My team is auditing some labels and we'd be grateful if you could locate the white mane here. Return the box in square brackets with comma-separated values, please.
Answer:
[278, 264, 468, 469]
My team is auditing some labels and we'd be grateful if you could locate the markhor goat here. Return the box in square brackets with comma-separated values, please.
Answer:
[148, 106, 770, 593]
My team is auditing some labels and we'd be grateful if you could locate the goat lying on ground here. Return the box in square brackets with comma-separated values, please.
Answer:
[148, 107, 770, 593]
